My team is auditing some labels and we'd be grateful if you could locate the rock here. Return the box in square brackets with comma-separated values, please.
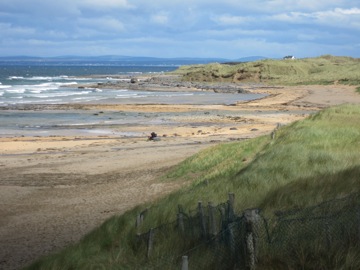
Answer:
[130, 78, 138, 83]
[230, 127, 238, 130]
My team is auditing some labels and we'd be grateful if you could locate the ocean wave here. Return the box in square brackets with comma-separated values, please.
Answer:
[14, 82, 64, 93]
[8, 76, 24, 80]
[62, 82, 78, 86]
[88, 88, 102, 92]
[18, 75, 70, 81]
[3, 88, 26, 94]
[28, 91, 92, 99]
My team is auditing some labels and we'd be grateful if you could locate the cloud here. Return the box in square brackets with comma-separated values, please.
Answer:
[150, 12, 169, 25]
[211, 14, 251, 26]
[0, 0, 359, 58]
[316, 8, 360, 28]
[272, 7, 360, 29]
[78, 0, 134, 10]
[77, 17, 125, 33]
[0, 23, 36, 36]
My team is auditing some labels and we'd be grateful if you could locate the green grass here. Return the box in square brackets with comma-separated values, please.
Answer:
[26, 104, 360, 270]
[173, 55, 360, 87]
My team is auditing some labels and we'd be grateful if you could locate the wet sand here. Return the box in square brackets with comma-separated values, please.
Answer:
[1, 82, 360, 270]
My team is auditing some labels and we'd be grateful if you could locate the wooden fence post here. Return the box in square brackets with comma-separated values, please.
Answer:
[208, 202, 217, 236]
[245, 232, 255, 270]
[244, 209, 260, 270]
[228, 223, 236, 257]
[228, 193, 235, 222]
[271, 130, 276, 140]
[135, 208, 148, 230]
[177, 212, 185, 234]
[147, 228, 154, 259]
[136, 214, 142, 229]
[181, 255, 189, 270]
[198, 201, 207, 238]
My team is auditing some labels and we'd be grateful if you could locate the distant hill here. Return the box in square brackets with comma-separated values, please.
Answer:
[234, 56, 268, 62]
[0, 55, 263, 66]
[0, 55, 227, 66]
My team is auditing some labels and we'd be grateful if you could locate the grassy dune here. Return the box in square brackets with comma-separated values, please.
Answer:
[173, 55, 360, 86]
[27, 104, 360, 269]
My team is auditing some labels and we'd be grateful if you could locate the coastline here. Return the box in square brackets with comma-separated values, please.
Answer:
[1, 76, 360, 269]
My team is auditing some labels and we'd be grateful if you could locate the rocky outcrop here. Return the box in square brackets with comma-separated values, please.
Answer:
[77, 75, 250, 94]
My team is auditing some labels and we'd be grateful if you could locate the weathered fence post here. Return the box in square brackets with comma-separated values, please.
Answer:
[136, 214, 142, 229]
[181, 255, 189, 270]
[208, 202, 217, 236]
[244, 209, 261, 270]
[135, 208, 148, 230]
[147, 228, 154, 259]
[220, 206, 226, 220]
[228, 223, 236, 257]
[228, 193, 235, 222]
[271, 130, 276, 140]
[198, 201, 207, 237]
[245, 232, 255, 270]
[177, 212, 185, 234]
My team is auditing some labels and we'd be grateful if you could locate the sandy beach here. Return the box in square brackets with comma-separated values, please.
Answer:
[1, 81, 360, 270]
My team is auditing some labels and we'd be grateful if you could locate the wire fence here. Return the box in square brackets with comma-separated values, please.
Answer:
[133, 192, 360, 269]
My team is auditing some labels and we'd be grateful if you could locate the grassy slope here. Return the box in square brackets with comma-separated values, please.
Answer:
[173, 55, 360, 86]
[27, 104, 360, 269]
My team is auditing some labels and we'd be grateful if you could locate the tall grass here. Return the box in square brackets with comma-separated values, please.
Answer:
[27, 104, 360, 270]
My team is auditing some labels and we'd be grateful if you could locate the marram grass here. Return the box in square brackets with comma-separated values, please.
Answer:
[27, 104, 360, 270]
[173, 55, 360, 87]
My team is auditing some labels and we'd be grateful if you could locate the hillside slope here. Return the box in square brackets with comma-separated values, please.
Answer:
[27, 104, 360, 270]
[174, 55, 360, 86]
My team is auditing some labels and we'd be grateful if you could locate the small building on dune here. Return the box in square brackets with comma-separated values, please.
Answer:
[283, 55, 296, 60]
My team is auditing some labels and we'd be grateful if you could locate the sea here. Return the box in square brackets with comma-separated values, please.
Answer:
[0, 63, 181, 105]
[0, 61, 265, 137]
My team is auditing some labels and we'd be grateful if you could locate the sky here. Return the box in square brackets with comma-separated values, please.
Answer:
[0, 0, 359, 59]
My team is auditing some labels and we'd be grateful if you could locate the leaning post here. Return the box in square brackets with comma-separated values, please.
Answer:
[208, 202, 217, 236]
[181, 255, 189, 270]
[147, 228, 154, 259]
[177, 212, 185, 234]
[198, 201, 207, 238]
[228, 193, 235, 222]
[244, 209, 261, 270]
